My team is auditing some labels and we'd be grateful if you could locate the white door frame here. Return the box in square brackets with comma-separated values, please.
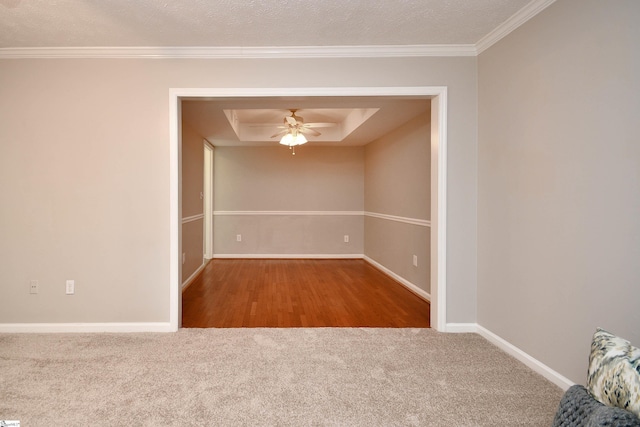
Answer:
[203, 141, 214, 260]
[169, 86, 447, 331]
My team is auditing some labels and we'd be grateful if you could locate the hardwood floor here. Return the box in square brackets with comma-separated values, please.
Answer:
[182, 259, 430, 328]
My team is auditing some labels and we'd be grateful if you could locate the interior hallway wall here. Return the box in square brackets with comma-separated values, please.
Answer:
[364, 112, 431, 295]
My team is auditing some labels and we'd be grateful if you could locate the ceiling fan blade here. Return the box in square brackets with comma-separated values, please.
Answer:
[303, 123, 337, 128]
[270, 129, 289, 138]
[248, 123, 288, 128]
[285, 115, 298, 126]
[300, 128, 321, 137]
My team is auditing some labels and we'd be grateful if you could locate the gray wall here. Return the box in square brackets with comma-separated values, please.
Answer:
[213, 146, 364, 256]
[477, 0, 640, 384]
[0, 56, 477, 324]
[364, 112, 431, 294]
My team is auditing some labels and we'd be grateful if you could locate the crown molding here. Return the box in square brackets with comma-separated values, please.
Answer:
[0, 44, 477, 59]
[0, 1, 557, 60]
[476, 0, 557, 54]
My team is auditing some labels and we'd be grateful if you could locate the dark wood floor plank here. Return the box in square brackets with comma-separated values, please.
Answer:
[182, 259, 430, 328]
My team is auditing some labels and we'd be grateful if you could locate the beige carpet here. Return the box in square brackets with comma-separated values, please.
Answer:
[0, 328, 563, 426]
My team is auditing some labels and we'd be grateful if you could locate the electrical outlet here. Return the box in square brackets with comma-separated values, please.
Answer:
[29, 280, 39, 294]
[344, 235, 349, 243]
[66, 280, 75, 295]
[413, 255, 418, 267]
[236, 234, 242, 242]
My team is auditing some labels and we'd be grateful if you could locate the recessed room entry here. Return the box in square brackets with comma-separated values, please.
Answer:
[170, 87, 448, 331]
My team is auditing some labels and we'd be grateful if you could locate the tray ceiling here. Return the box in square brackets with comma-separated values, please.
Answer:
[182, 97, 431, 147]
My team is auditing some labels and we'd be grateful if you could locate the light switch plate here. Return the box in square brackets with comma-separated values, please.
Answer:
[66, 280, 75, 295]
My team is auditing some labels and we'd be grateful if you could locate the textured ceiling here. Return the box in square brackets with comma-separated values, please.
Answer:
[0, 0, 530, 48]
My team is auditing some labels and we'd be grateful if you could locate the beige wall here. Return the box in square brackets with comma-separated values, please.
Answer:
[478, 0, 640, 384]
[182, 220, 204, 282]
[364, 113, 431, 293]
[0, 56, 477, 324]
[213, 146, 364, 255]
[214, 146, 364, 211]
[181, 123, 204, 284]
[365, 113, 430, 219]
[182, 124, 204, 218]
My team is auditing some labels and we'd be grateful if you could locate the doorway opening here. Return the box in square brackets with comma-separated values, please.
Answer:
[169, 87, 448, 331]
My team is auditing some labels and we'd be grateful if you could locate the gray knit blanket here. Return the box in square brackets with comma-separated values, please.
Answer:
[552, 385, 640, 427]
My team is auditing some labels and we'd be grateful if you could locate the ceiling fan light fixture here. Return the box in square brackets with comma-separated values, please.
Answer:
[279, 132, 307, 146]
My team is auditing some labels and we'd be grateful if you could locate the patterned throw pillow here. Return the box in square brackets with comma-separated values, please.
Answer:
[587, 328, 640, 418]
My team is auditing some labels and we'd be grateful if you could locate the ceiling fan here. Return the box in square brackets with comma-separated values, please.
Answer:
[266, 109, 336, 140]
[248, 109, 337, 154]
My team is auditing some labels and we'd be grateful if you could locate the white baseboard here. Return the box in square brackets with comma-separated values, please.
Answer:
[475, 325, 574, 391]
[182, 261, 207, 292]
[213, 253, 364, 259]
[363, 256, 431, 302]
[0, 322, 174, 333]
[444, 323, 574, 390]
[445, 323, 478, 333]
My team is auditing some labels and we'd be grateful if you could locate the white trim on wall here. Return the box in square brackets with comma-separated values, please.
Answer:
[182, 213, 204, 223]
[0, 2, 558, 61]
[364, 256, 431, 302]
[214, 210, 430, 227]
[0, 323, 173, 333]
[214, 210, 363, 216]
[431, 89, 448, 332]
[170, 86, 448, 332]
[476, 325, 574, 391]
[203, 142, 214, 260]
[476, 0, 557, 54]
[364, 211, 431, 227]
[170, 90, 181, 331]
[213, 254, 363, 259]
[0, 45, 476, 59]
[181, 261, 206, 291]
[444, 323, 575, 391]
[445, 323, 479, 333]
